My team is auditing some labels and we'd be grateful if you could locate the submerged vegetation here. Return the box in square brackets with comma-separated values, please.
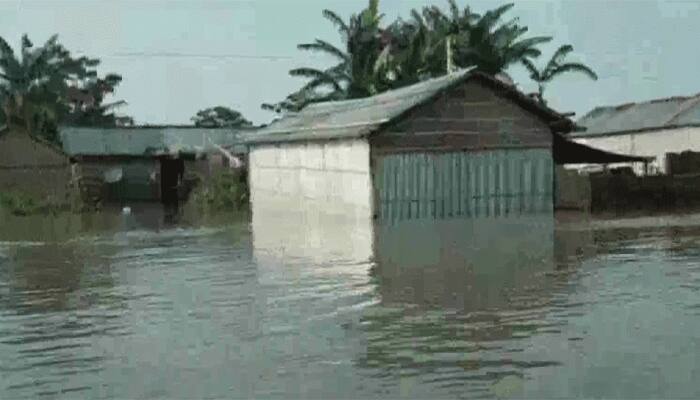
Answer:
[0, 190, 70, 216]
[188, 170, 249, 214]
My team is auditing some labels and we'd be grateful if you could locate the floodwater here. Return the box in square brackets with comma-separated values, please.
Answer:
[2, 207, 700, 399]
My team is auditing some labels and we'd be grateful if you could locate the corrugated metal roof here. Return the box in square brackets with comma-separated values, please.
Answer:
[60, 126, 248, 157]
[574, 94, 700, 137]
[245, 69, 573, 145]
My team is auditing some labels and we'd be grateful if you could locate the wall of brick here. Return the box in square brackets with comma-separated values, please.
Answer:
[372, 80, 553, 152]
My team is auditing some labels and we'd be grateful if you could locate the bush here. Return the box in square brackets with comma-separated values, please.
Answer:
[0, 190, 68, 216]
[189, 169, 249, 213]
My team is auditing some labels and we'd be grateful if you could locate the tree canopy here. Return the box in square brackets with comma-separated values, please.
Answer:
[521, 44, 598, 105]
[191, 106, 253, 128]
[0, 34, 130, 143]
[261, 0, 594, 116]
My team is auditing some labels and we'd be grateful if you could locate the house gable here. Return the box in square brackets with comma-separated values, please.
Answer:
[370, 80, 552, 153]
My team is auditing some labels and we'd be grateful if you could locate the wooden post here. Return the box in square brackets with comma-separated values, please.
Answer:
[446, 35, 453, 74]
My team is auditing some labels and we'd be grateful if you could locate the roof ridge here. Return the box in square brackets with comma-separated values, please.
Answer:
[664, 93, 700, 125]
[303, 70, 470, 112]
[592, 93, 696, 112]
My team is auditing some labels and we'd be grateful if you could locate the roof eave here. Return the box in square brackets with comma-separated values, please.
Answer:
[571, 123, 700, 138]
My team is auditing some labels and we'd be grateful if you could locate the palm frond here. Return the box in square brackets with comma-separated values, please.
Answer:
[297, 39, 348, 62]
[21, 35, 32, 51]
[322, 9, 349, 36]
[290, 67, 343, 92]
[476, 3, 515, 32]
[512, 36, 552, 50]
[0, 36, 15, 61]
[544, 44, 573, 75]
[547, 62, 598, 81]
[447, 0, 460, 21]
[521, 58, 542, 81]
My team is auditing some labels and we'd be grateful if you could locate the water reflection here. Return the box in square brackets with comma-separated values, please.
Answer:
[4, 207, 700, 398]
[251, 204, 572, 398]
[0, 242, 117, 314]
[0, 238, 124, 398]
[351, 216, 562, 397]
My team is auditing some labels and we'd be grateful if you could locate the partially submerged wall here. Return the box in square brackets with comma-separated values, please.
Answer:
[555, 166, 591, 211]
[248, 138, 373, 220]
[590, 174, 700, 214]
[0, 130, 72, 204]
[573, 126, 700, 175]
[74, 159, 160, 204]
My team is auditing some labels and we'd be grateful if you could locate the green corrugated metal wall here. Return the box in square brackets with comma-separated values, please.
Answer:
[374, 149, 553, 223]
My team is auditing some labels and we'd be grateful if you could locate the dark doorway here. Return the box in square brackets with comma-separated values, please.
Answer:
[160, 158, 184, 210]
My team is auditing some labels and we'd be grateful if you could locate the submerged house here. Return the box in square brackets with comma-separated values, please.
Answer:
[571, 93, 700, 175]
[60, 126, 247, 207]
[245, 70, 643, 224]
[0, 126, 73, 205]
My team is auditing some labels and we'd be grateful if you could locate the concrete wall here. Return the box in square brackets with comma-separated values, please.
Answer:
[0, 130, 72, 202]
[572, 126, 700, 174]
[248, 138, 372, 219]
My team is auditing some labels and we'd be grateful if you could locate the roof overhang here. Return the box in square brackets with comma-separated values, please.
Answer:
[553, 132, 654, 164]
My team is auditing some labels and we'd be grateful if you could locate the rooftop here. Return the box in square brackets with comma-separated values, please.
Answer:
[244, 69, 574, 145]
[574, 93, 700, 137]
[60, 126, 248, 157]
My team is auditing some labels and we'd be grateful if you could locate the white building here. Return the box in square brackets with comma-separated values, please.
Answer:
[570, 93, 700, 175]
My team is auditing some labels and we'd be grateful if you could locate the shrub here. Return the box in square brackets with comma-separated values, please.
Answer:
[0, 190, 68, 216]
[189, 169, 249, 213]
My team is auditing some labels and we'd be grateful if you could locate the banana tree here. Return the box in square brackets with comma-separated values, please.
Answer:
[521, 44, 598, 104]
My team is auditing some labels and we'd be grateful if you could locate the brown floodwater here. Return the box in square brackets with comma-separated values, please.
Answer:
[2, 207, 700, 399]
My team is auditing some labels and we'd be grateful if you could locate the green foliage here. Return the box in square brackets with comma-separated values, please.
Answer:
[189, 170, 249, 213]
[0, 190, 68, 216]
[521, 44, 598, 104]
[0, 34, 130, 143]
[263, 0, 393, 113]
[191, 106, 253, 128]
[262, 0, 555, 114]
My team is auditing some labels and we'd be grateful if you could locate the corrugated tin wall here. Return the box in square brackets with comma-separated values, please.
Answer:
[374, 149, 553, 224]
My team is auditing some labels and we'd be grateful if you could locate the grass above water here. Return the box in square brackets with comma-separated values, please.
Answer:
[187, 170, 249, 214]
[0, 191, 72, 217]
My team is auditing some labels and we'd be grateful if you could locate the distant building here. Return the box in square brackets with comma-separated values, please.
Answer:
[60, 126, 247, 207]
[571, 94, 700, 174]
[0, 126, 73, 204]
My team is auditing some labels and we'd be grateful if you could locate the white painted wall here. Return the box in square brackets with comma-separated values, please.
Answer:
[248, 138, 373, 219]
[571, 126, 700, 174]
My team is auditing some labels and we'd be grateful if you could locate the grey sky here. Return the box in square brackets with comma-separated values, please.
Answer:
[1, 0, 698, 125]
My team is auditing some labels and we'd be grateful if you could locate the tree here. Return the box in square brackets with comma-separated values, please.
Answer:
[0, 34, 129, 141]
[521, 44, 598, 104]
[453, 3, 552, 74]
[420, 0, 480, 74]
[0, 34, 87, 137]
[64, 73, 129, 127]
[263, 0, 393, 113]
[262, 1, 555, 116]
[191, 106, 253, 128]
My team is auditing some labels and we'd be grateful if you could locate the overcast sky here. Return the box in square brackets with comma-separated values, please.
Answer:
[0, 0, 698, 125]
